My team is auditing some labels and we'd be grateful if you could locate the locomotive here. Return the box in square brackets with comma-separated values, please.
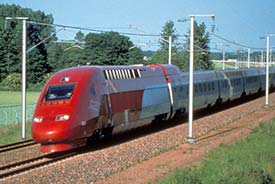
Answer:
[32, 64, 275, 152]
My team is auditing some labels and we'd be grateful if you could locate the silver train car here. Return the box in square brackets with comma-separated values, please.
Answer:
[170, 66, 275, 115]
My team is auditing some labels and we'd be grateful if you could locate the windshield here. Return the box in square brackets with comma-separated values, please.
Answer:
[45, 84, 76, 101]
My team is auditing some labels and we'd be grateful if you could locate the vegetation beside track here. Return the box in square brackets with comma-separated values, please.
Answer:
[0, 91, 37, 145]
[159, 120, 275, 184]
[0, 123, 32, 145]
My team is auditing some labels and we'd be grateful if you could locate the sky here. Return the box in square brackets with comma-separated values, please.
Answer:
[1, 0, 275, 51]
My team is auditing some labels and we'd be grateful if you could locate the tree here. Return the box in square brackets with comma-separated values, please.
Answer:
[151, 21, 178, 64]
[75, 31, 85, 42]
[160, 21, 177, 52]
[0, 4, 55, 84]
[84, 32, 143, 65]
[185, 21, 213, 70]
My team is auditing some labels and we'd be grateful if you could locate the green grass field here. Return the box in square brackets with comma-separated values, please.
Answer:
[0, 90, 40, 145]
[0, 123, 32, 145]
[159, 120, 275, 184]
[0, 91, 40, 105]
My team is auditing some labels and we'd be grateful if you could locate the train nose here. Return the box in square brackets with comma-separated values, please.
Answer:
[32, 123, 69, 143]
[32, 115, 72, 143]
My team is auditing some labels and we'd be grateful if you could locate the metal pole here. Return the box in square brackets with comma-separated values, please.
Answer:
[188, 16, 195, 143]
[270, 48, 272, 66]
[261, 50, 264, 67]
[222, 50, 225, 70]
[248, 48, 251, 68]
[168, 36, 172, 65]
[265, 35, 270, 107]
[22, 18, 27, 139]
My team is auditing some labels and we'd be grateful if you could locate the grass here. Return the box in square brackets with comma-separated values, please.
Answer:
[159, 120, 275, 184]
[0, 123, 32, 145]
[0, 91, 40, 105]
[213, 61, 237, 70]
[0, 90, 40, 145]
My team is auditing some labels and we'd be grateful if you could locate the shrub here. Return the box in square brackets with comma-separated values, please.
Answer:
[2, 73, 22, 90]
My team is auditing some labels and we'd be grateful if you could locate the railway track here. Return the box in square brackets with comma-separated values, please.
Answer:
[0, 140, 36, 153]
[0, 151, 76, 180]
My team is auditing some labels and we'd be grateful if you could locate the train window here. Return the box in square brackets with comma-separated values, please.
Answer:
[231, 79, 234, 86]
[112, 70, 116, 79]
[121, 70, 124, 79]
[131, 70, 136, 78]
[134, 70, 139, 78]
[122, 70, 128, 79]
[103, 70, 107, 79]
[195, 85, 198, 93]
[212, 82, 215, 90]
[224, 81, 227, 88]
[123, 70, 128, 78]
[208, 83, 211, 91]
[198, 84, 202, 92]
[203, 84, 207, 92]
[103, 70, 109, 80]
[127, 70, 131, 78]
[134, 69, 141, 78]
[107, 70, 113, 79]
[118, 70, 122, 79]
[138, 69, 141, 78]
[115, 70, 119, 79]
[45, 84, 75, 101]
[103, 68, 142, 80]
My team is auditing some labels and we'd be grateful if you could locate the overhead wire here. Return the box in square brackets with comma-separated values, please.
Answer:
[26, 20, 266, 53]
[210, 32, 265, 50]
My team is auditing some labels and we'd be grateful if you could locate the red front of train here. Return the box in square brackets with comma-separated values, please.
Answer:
[32, 67, 103, 153]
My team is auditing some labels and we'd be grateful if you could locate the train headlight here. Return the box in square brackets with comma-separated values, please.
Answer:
[33, 117, 43, 123]
[56, 114, 70, 121]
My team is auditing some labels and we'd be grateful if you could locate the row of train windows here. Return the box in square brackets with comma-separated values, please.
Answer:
[103, 69, 141, 80]
[220, 78, 241, 88]
[220, 81, 229, 88]
[173, 82, 216, 95]
[246, 76, 259, 84]
[194, 82, 215, 93]
[230, 78, 241, 87]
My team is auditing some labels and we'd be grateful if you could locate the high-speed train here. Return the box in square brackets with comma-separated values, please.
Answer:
[32, 64, 275, 152]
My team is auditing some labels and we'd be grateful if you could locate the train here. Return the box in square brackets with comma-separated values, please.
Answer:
[32, 64, 275, 153]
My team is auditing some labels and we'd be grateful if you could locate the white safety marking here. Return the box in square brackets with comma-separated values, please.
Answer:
[167, 82, 174, 106]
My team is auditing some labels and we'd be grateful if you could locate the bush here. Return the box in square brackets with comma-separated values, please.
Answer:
[1, 73, 22, 90]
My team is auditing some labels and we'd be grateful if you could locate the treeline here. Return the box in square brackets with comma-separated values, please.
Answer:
[0, 4, 212, 90]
